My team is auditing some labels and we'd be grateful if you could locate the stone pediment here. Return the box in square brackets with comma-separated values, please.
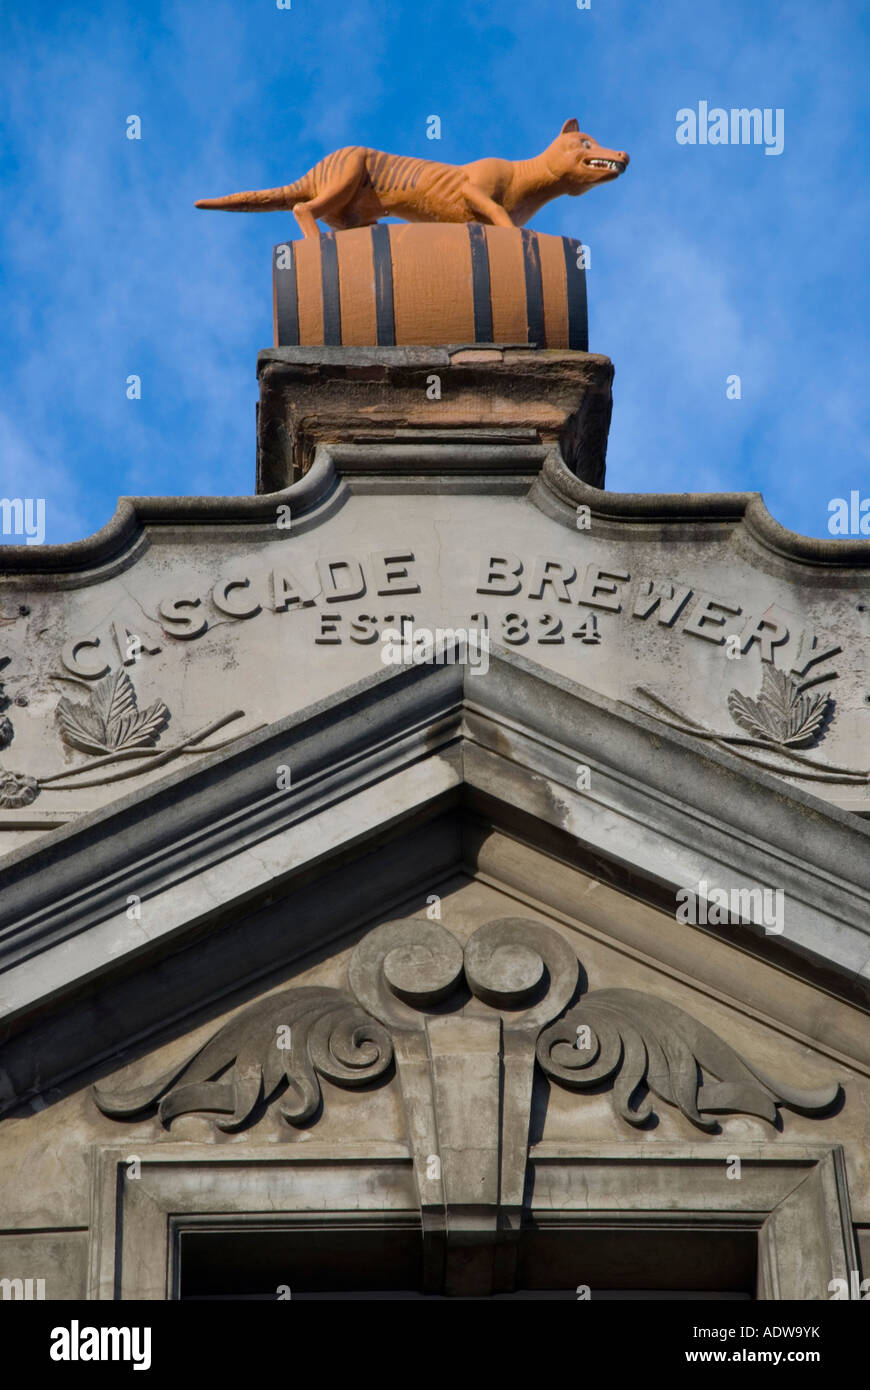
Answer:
[83, 911, 846, 1297]
[1, 647, 869, 1122]
[1, 619, 868, 1300]
[91, 914, 839, 1138]
[2, 839, 865, 1299]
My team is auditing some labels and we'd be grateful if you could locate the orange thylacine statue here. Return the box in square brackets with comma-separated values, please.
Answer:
[195, 119, 629, 239]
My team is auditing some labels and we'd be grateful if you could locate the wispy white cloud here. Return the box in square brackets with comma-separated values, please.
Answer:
[0, 0, 867, 542]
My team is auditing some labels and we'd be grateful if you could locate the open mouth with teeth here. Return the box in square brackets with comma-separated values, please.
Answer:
[585, 157, 626, 174]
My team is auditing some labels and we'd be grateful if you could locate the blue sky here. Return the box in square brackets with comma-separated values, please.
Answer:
[2, 0, 869, 543]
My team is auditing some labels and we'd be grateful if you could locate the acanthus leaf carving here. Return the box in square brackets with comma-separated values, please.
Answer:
[91, 919, 841, 1136]
[536, 989, 840, 1131]
[92, 986, 393, 1131]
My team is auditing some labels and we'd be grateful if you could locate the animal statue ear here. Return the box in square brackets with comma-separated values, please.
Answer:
[560, 118, 580, 134]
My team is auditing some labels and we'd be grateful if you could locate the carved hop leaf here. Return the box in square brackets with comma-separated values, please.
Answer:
[537, 990, 839, 1131]
[727, 666, 831, 748]
[0, 769, 39, 808]
[93, 986, 394, 1131]
[57, 670, 169, 756]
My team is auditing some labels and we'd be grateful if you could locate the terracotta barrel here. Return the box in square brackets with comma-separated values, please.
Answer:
[273, 223, 588, 350]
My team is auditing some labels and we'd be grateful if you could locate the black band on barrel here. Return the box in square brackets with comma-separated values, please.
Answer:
[563, 237, 588, 352]
[320, 233, 342, 345]
[468, 223, 493, 343]
[371, 225, 396, 346]
[273, 241, 299, 346]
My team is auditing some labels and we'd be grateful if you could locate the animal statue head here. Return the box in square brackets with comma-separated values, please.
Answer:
[548, 118, 629, 194]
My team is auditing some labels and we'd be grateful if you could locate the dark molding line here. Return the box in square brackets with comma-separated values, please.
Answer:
[535, 454, 870, 568]
[0, 455, 340, 582]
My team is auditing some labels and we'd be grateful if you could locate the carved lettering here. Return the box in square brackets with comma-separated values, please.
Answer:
[158, 595, 208, 640]
[790, 631, 843, 680]
[317, 556, 366, 602]
[527, 557, 577, 603]
[271, 568, 316, 612]
[315, 612, 342, 643]
[371, 550, 420, 595]
[476, 553, 523, 595]
[633, 578, 693, 627]
[349, 615, 380, 644]
[60, 637, 111, 680]
[212, 577, 261, 620]
[737, 605, 790, 663]
[682, 593, 742, 644]
[575, 565, 629, 612]
[111, 621, 161, 666]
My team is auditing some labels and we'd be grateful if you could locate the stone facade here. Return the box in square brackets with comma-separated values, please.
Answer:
[0, 347, 868, 1299]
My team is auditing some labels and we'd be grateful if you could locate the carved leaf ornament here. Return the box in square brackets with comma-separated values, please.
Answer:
[0, 665, 245, 805]
[95, 987, 391, 1131]
[535, 991, 836, 1130]
[93, 919, 839, 1135]
[57, 670, 169, 756]
[727, 667, 831, 749]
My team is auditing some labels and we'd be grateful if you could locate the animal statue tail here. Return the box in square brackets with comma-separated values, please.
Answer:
[195, 181, 307, 212]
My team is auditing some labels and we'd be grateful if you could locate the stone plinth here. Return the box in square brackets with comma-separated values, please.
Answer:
[256, 344, 614, 491]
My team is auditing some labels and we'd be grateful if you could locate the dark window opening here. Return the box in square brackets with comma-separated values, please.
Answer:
[179, 1222, 756, 1300]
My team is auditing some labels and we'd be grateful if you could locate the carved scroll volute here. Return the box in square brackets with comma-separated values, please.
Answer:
[463, 918, 579, 1029]
[463, 918, 580, 1246]
[92, 985, 394, 1133]
[348, 917, 466, 1281]
[348, 918, 466, 1028]
[346, 915, 579, 1029]
[536, 989, 841, 1131]
[88, 909, 841, 1297]
[347, 915, 580, 1294]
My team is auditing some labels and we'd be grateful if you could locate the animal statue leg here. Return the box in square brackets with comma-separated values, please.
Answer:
[460, 182, 516, 229]
[292, 151, 368, 239]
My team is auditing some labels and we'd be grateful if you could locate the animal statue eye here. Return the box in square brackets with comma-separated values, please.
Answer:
[581, 139, 592, 149]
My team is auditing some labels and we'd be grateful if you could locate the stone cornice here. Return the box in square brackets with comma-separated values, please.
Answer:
[0, 450, 866, 587]
[532, 452, 870, 569]
[0, 455, 339, 583]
